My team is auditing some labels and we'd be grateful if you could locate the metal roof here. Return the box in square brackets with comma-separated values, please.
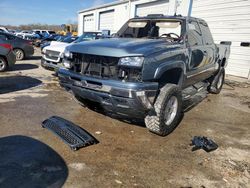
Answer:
[78, 0, 129, 14]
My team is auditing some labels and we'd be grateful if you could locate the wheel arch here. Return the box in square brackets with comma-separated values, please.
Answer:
[154, 61, 185, 87]
[0, 55, 8, 65]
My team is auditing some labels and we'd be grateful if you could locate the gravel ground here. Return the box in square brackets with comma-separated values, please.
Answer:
[0, 49, 249, 188]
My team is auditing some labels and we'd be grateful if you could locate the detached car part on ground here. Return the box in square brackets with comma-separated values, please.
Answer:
[0, 41, 16, 72]
[58, 15, 230, 136]
[41, 32, 101, 72]
[0, 31, 34, 61]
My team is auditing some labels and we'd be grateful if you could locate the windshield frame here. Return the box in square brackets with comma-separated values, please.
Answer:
[116, 18, 186, 42]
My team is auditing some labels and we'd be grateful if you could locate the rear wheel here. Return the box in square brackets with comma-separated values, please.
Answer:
[0, 57, 7, 72]
[13, 48, 25, 60]
[208, 68, 225, 94]
[145, 84, 183, 136]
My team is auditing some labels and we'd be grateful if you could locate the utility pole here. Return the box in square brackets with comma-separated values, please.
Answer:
[188, 0, 193, 17]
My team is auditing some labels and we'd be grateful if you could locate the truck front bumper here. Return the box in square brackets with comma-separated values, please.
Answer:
[58, 68, 159, 118]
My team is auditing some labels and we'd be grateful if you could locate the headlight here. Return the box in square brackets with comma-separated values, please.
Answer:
[118, 57, 144, 67]
[62, 59, 72, 69]
[42, 48, 46, 54]
[59, 52, 64, 58]
[64, 49, 72, 58]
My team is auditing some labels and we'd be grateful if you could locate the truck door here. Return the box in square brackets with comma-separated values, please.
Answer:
[199, 21, 217, 79]
[185, 20, 207, 86]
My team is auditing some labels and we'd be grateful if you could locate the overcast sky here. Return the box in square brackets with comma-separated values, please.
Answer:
[0, 0, 116, 26]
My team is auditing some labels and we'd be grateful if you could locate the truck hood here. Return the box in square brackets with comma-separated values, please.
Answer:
[45, 42, 70, 53]
[50, 41, 67, 46]
[67, 38, 179, 57]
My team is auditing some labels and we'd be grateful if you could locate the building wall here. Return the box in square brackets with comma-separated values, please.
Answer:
[78, 2, 129, 35]
[190, 0, 250, 79]
[78, 0, 178, 35]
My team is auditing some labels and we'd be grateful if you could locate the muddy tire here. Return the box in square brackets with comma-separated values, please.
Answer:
[145, 84, 183, 136]
[13, 48, 25, 60]
[0, 57, 8, 72]
[208, 68, 225, 94]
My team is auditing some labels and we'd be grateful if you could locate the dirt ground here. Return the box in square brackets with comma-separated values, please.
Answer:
[0, 49, 249, 188]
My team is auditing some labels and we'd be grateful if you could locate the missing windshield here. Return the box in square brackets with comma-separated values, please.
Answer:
[117, 19, 182, 41]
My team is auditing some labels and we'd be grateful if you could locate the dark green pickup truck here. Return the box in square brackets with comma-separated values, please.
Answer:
[58, 15, 230, 136]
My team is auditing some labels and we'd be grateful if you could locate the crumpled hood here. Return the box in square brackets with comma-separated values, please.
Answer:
[67, 38, 177, 57]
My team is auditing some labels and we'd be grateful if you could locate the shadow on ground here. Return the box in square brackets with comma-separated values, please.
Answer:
[182, 91, 208, 112]
[0, 76, 42, 94]
[9, 64, 39, 71]
[25, 55, 42, 60]
[0, 135, 68, 188]
[72, 90, 208, 130]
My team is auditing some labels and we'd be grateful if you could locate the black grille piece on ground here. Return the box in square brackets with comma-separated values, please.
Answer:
[42, 116, 98, 151]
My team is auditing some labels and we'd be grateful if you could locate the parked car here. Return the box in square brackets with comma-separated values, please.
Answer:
[16, 33, 37, 41]
[0, 31, 34, 60]
[33, 30, 56, 36]
[0, 40, 16, 72]
[34, 34, 61, 47]
[0, 27, 9, 33]
[40, 35, 77, 50]
[15, 30, 34, 39]
[41, 32, 100, 71]
[8, 29, 16, 34]
[58, 15, 231, 136]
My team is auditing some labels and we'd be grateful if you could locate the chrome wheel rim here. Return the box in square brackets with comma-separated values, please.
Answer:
[164, 96, 178, 126]
[0, 59, 6, 70]
[217, 73, 223, 89]
[14, 49, 24, 60]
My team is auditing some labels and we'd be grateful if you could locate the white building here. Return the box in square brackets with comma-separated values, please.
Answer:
[78, 0, 250, 79]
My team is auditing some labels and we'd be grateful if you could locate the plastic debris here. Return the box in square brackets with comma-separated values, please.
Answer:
[190, 136, 218, 152]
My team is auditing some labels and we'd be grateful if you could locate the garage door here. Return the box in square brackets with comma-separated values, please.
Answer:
[135, 0, 170, 17]
[83, 14, 95, 32]
[192, 0, 250, 79]
[99, 10, 115, 32]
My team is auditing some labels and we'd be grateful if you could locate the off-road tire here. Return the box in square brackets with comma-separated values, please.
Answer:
[145, 84, 183, 136]
[0, 57, 8, 72]
[208, 68, 225, 94]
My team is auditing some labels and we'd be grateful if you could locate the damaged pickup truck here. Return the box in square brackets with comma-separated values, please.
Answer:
[58, 15, 230, 136]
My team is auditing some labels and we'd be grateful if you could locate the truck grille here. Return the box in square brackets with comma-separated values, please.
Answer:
[45, 50, 60, 61]
[71, 53, 142, 82]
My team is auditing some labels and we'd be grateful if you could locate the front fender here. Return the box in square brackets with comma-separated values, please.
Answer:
[153, 60, 186, 79]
